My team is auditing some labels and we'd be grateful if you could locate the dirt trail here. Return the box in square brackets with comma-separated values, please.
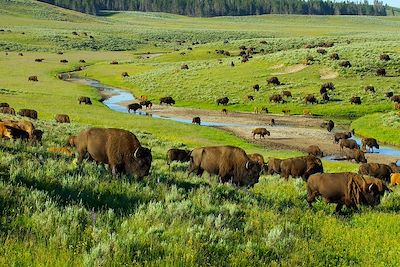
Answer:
[271, 64, 308, 75]
[125, 103, 399, 164]
[320, 68, 339, 80]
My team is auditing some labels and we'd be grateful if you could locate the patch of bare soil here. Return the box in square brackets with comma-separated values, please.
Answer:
[320, 68, 339, 80]
[271, 64, 308, 75]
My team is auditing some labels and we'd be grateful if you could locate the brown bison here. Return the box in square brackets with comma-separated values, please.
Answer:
[110, 61, 118, 65]
[253, 84, 260, 91]
[340, 60, 351, 68]
[0, 103, 9, 108]
[1, 120, 35, 139]
[307, 172, 390, 212]
[365, 85, 375, 93]
[391, 95, 400, 103]
[221, 108, 227, 115]
[305, 94, 317, 104]
[339, 139, 359, 150]
[79, 59, 86, 63]
[247, 153, 265, 169]
[74, 128, 152, 179]
[216, 97, 229, 106]
[361, 138, 379, 153]
[306, 145, 323, 157]
[270, 118, 275, 126]
[0, 107, 15, 115]
[325, 120, 334, 132]
[139, 100, 152, 109]
[66, 135, 76, 147]
[252, 128, 270, 139]
[385, 91, 394, 98]
[350, 96, 361, 105]
[188, 146, 261, 187]
[282, 91, 292, 98]
[0, 123, 29, 141]
[18, 109, 37, 119]
[121, 72, 129, 77]
[334, 132, 352, 143]
[359, 163, 394, 182]
[181, 64, 189, 70]
[330, 53, 339, 60]
[35, 58, 44, 62]
[55, 114, 70, 123]
[321, 93, 330, 102]
[376, 68, 386, 76]
[267, 76, 280, 85]
[160, 97, 175, 105]
[78, 96, 92, 105]
[343, 148, 367, 163]
[269, 94, 283, 103]
[167, 148, 191, 165]
[267, 158, 282, 175]
[246, 95, 254, 101]
[380, 54, 390, 61]
[127, 103, 142, 113]
[280, 155, 323, 181]
[28, 75, 38, 82]
[60, 59, 68, 63]
[192, 117, 201, 125]
[321, 82, 335, 91]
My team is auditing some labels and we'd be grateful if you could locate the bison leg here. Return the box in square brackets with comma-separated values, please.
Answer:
[335, 203, 344, 213]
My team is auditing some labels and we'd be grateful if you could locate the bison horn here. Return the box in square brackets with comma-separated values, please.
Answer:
[134, 147, 140, 158]
[245, 161, 250, 169]
[368, 184, 374, 191]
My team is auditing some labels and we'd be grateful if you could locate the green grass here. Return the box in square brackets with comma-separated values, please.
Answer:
[1, 0, 400, 265]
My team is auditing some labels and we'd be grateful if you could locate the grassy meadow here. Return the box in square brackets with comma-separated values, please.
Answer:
[1, 0, 400, 265]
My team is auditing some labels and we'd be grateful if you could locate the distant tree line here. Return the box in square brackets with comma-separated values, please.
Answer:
[38, 0, 387, 16]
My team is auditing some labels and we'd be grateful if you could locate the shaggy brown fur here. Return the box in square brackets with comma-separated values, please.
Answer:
[55, 114, 70, 123]
[78, 96, 92, 105]
[339, 139, 359, 150]
[280, 155, 323, 181]
[0, 107, 15, 115]
[18, 109, 38, 119]
[167, 149, 191, 165]
[343, 148, 367, 163]
[267, 158, 282, 175]
[306, 145, 323, 157]
[252, 128, 270, 139]
[359, 163, 393, 182]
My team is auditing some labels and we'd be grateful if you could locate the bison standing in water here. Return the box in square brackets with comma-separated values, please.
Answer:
[192, 117, 201, 125]
[361, 138, 379, 153]
[280, 155, 323, 181]
[55, 114, 70, 123]
[307, 172, 390, 212]
[343, 148, 367, 163]
[127, 103, 142, 113]
[188, 146, 261, 187]
[339, 139, 359, 150]
[74, 128, 152, 179]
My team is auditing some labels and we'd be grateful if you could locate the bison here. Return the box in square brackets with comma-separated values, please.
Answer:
[390, 173, 400, 186]
[28, 75, 38, 82]
[307, 172, 390, 212]
[330, 53, 339, 60]
[18, 109, 37, 119]
[361, 138, 379, 153]
[306, 145, 323, 157]
[267, 76, 280, 85]
[350, 96, 361, 105]
[282, 91, 292, 98]
[216, 97, 229, 106]
[181, 64, 189, 70]
[380, 54, 390, 61]
[0, 107, 15, 115]
[321, 82, 335, 91]
[267, 158, 282, 175]
[221, 108, 227, 115]
[252, 128, 270, 139]
[121, 72, 129, 77]
[391, 95, 400, 103]
[385, 92, 394, 98]
[139, 100, 152, 109]
[74, 128, 152, 179]
[187, 146, 261, 187]
[359, 163, 394, 182]
[305, 95, 317, 104]
[326, 120, 334, 132]
[339, 139, 359, 150]
[2, 120, 36, 139]
[0, 103, 9, 108]
[334, 132, 352, 143]
[166, 148, 191, 165]
[66, 135, 77, 147]
[269, 94, 283, 103]
[60, 59, 68, 63]
[365, 85, 375, 93]
[192, 117, 201, 125]
[340, 60, 351, 68]
[376, 68, 386, 76]
[127, 103, 142, 113]
[78, 96, 92, 105]
[246, 95, 254, 101]
[55, 114, 70, 123]
[160, 97, 175, 105]
[253, 84, 260, 91]
[321, 93, 330, 102]
[280, 155, 323, 181]
[343, 148, 367, 163]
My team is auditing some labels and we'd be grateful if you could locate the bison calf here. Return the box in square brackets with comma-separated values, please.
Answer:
[252, 128, 270, 139]
[167, 148, 191, 165]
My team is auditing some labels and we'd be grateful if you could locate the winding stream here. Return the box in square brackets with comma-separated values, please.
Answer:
[66, 76, 400, 159]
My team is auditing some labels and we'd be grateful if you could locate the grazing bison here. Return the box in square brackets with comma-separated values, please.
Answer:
[380, 54, 390, 61]
[127, 103, 142, 113]
[160, 97, 175, 105]
[248, 153, 266, 171]
[359, 163, 393, 182]
[31, 129, 43, 144]
[181, 64, 189, 70]
[282, 90, 292, 98]
[66, 135, 76, 147]
[280, 155, 323, 181]
[307, 172, 390, 212]
[140, 100, 152, 109]
[253, 84, 260, 91]
[192, 117, 201, 125]
[330, 53, 339, 60]
[216, 97, 229, 106]
[269, 94, 283, 103]
[60, 59, 68, 63]
[267, 76, 280, 85]
[321, 93, 330, 102]
[343, 148, 367, 163]
[110, 61, 118, 65]
[361, 138, 379, 153]
[0, 103, 9, 108]
[320, 87, 327, 95]
[365, 85, 375, 93]
[252, 128, 270, 139]
[376, 68, 386, 76]
[306, 145, 323, 157]
[187, 146, 261, 187]
[18, 109, 37, 119]
[78, 96, 92, 105]
[166, 148, 191, 165]
[75, 128, 152, 179]
[391, 95, 400, 103]
[305, 94, 317, 104]
[350, 96, 361, 105]
[386, 91, 394, 98]
[121, 72, 129, 77]
[35, 58, 44, 62]
[317, 48, 326, 54]
[1, 124, 29, 141]
[2, 120, 35, 139]
[334, 132, 352, 143]
[0, 107, 15, 115]
[327, 120, 335, 132]
[267, 158, 282, 175]
[47, 147, 73, 157]
[79, 59, 86, 63]
[340, 60, 351, 68]
[55, 114, 70, 123]
[246, 95, 254, 101]
[321, 82, 335, 91]
[28, 75, 38, 82]
[390, 173, 400, 186]
[339, 139, 359, 150]
[270, 118, 275, 126]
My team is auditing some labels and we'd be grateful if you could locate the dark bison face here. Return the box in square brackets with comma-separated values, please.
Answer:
[243, 160, 261, 187]
[131, 146, 152, 179]
[357, 152, 367, 163]
[363, 180, 390, 206]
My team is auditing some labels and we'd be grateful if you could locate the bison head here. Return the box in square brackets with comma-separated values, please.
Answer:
[362, 177, 391, 206]
[130, 146, 152, 179]
[242, 160, 261, 187]
[357, 151, 367, 163]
